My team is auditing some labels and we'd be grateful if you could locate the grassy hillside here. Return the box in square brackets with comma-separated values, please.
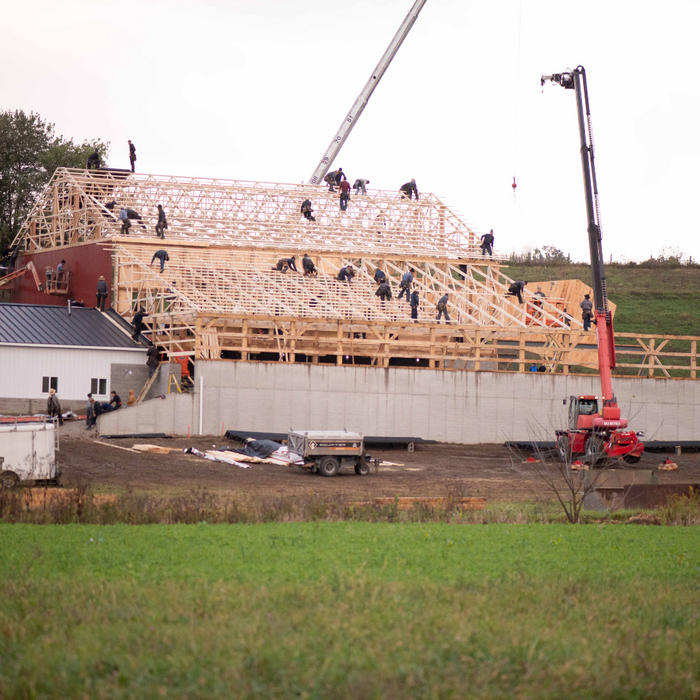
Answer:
[502, 263, 700, 336]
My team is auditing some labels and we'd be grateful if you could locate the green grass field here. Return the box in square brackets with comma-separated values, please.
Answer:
[2, 523, 699, 698]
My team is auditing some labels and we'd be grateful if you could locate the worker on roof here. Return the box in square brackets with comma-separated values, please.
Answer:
[47, 388, 63, 426]
[376, 281, 392, 303]
[353, 178, 370, 196]
[96, 276, 109, 311]
[128, 140, 136, 173]
[337, 265, 355, 282]
[132, 307, 149, 339]
[155, 204, 168, 239]
[87, 148, 101, 169]
[410, 289, 420, 323]
[151, 249, 169, 273]
[374, 268, 386, 285]
[302, 254, 317, 276]
[480, 229, 494, 257]
[506, 280, 527, 304]
[301, 199, 316, 222]
[399, 178, 419, 200]
[339, 178, 351, 212]
[273, 256, 297, 273]
[580, 293, 594, 331]
[398, 268, 414, 303]
[125, 207, 147, 230]
[119, 207, 131, 235]
[436, 293, 450, 323]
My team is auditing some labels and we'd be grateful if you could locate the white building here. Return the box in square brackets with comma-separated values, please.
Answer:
[0, 303, 148, 413]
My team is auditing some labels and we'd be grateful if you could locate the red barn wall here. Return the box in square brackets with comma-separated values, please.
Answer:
[10, 243, 113, 308]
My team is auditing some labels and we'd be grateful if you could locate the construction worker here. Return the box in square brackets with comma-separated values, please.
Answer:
[151, 249, 169, 273]
[273, 256, 297, 273]
[353, 178, 370, 195]
[480, 229, 494, 256]
[96, 276, 109, 311]
[410, 290, 420, 322]
[47, 388, 63, 426]
[436, 293, 450, 323]
[56, 260, 66, 287]
[126, 207, 147, 230]
[399, 179, 419, 200]
[580, 294, 594, 331]
[398, 268, 414, 303]
[86, 394, 95, 430]
[119, 207, 131, 235]
[284, 256, 298, 272]
[146, 341, 159, 378]
[506, 280, 527, 304]
[132, 307, 149, 339]
[87, 148, 101, 169]
[128, 140, 136, 173]
[337, 265, 355, 282]
[109, 391, 123, 410]
[155, 204, 168, 238]
[127, 389, 136, 406]
[339, 179, 351, 211]
[302, 254, 317, 276]
[301, 199, 316, 222]
[376, 281, 392, 303]
[374, 268, 386, 285]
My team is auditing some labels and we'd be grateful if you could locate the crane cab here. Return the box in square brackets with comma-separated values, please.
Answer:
[568, 395, 599, 430]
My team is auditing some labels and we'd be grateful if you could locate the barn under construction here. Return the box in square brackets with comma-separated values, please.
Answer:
[9, 167, 611, 373]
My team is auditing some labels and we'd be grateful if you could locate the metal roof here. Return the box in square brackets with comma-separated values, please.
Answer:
[0, 304, 146, 349]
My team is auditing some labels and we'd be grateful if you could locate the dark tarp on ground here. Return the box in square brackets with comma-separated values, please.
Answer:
[235, 440, 283, 459]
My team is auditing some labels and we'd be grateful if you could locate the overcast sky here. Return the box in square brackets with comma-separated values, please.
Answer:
[3, 0, 699, 263]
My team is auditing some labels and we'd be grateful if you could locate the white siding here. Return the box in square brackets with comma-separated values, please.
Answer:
[0, 346, 146, 401]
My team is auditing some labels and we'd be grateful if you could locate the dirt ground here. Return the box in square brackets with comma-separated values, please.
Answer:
[54, 420, 700, 503]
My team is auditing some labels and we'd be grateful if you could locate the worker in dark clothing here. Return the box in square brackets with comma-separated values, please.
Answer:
[151, 249, 169, 272]
[273, 257, 297, 273]
[436, 293, 450, 322]
[47, 388, 63, 426]
[155, 204, 168, 238]
[285, 256, 298, 272]
[580, 293, 594, 331]
[132, 307, 149, 339]
[374, 268, 386, 285]
[301, 199, 316, 222]
[339, 179, 351, 211]
[334, 168, 346, 187]
[480, 230, 494, 256]
[96, 276, 109, 311]
[109, 391, 122, 410]
[302, 254, 317, 276]
[398, 268, 414, 302]
[399, 179, 419, 200]
[410, 290, 420, 322]
[146, 342, 159, 378]
[323, 172, 336, 192]
[337, 265, 355, 282]
[376, 282, 392, 302]
[506, 280, 527, 304]
[87, 148, 101, 169]
[126, 207, 147, 229]
[86, 394, 95, 430]
[128, 140, 136, 173]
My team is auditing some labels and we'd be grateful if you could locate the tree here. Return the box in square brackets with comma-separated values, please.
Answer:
[0, 110, 108, 251]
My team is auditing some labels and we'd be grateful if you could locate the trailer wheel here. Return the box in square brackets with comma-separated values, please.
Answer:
[0, 471, 20, 490]
[355, 461, 370, 476]
[318, 456, 340, 477]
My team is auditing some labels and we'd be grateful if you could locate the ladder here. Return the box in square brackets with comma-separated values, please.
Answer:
[136, 363, 161, 404]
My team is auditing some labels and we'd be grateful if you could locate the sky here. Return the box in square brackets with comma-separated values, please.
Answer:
[2, 0, 699, 263]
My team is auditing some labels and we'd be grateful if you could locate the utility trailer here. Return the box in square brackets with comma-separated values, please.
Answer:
[0, 420, 59, 489]
[287, 430, 372, 477]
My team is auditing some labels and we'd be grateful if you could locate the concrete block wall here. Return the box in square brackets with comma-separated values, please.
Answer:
[98, 361, 700, 443]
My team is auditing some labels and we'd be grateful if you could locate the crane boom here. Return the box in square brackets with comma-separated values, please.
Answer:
[308, 0, 427, 185]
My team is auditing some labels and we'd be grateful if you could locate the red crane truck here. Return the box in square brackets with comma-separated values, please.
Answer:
[541, 66, 644, 465]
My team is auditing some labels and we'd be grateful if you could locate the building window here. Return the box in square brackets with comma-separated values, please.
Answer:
[91, 378, 107, 395]
[42, 377, 58, 393]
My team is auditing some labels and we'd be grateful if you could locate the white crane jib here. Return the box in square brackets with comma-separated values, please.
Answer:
[307, 0, 428, 185]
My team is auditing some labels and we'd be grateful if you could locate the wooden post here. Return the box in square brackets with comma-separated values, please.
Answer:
[518, 332, 525, 373]
[429, 327, 436, 368]
[337, 323, 343, 365]
[195, 317, 202, 361]
[648, 338, 655, 378]
[691, 340, 697, 380]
